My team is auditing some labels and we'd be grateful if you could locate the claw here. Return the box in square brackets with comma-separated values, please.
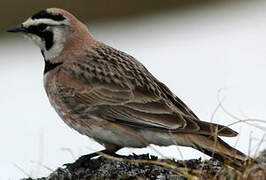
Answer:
[63, 149, 119, 171]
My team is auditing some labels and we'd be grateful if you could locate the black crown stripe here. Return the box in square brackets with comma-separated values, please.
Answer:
[32, 10, 65, 21]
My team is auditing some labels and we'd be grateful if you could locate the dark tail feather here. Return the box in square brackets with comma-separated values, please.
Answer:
[175, 133, 254, 172]
[195, 136, 256, 172]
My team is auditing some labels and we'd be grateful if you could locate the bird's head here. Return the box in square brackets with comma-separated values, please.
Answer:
[7, 8, 91, 61]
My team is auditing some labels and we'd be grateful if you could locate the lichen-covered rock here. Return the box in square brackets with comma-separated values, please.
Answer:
[22, 151, 265, 180]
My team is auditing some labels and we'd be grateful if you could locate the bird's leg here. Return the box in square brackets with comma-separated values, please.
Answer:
[64, 149, 121, 171]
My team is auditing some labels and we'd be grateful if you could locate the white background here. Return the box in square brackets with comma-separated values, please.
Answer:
[1, 1, 265, 179]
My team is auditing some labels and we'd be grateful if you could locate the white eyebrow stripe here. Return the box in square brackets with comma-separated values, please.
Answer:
[22, 18, 68, 27]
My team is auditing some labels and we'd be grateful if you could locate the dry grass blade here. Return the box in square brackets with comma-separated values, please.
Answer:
[60, 147, 76, 161]
[13, 163, 31, 178]
[254, 134, 266, 158]
[219, 102, 266, 130]
[30, 161, 54, 172]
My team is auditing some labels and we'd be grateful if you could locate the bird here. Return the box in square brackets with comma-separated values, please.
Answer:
[7, 8, 252, 171]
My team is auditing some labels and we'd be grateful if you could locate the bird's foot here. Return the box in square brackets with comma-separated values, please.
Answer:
[63, 149, 121, 171]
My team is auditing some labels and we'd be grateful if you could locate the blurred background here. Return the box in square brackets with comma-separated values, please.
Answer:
[1, 0, 266, 179]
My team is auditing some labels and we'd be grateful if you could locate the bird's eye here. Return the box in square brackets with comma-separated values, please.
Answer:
[38, 24, 48, 31]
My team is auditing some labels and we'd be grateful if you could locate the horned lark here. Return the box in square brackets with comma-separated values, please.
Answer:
[8, 8, 251, 171]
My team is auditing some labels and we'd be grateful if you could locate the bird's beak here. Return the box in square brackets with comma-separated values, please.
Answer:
[7, 24, 27, 33]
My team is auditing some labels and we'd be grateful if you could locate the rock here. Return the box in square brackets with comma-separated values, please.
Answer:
[22, 151, 266, 180]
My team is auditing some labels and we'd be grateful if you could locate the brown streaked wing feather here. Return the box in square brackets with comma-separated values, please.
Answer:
[154, 80, 199, 119]
[58, 45, 237, 137]
[91, 104, 193, 130]
[152, 74, 238, 137]
[59, 64, 193, 130]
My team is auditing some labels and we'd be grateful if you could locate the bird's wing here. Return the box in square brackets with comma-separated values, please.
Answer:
[57, 45, 237, 137]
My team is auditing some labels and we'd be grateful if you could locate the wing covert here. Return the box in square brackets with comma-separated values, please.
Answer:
[55, 46, 238, 137]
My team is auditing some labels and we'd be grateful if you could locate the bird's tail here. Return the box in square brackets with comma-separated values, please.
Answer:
[172, 133, 253, 172]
